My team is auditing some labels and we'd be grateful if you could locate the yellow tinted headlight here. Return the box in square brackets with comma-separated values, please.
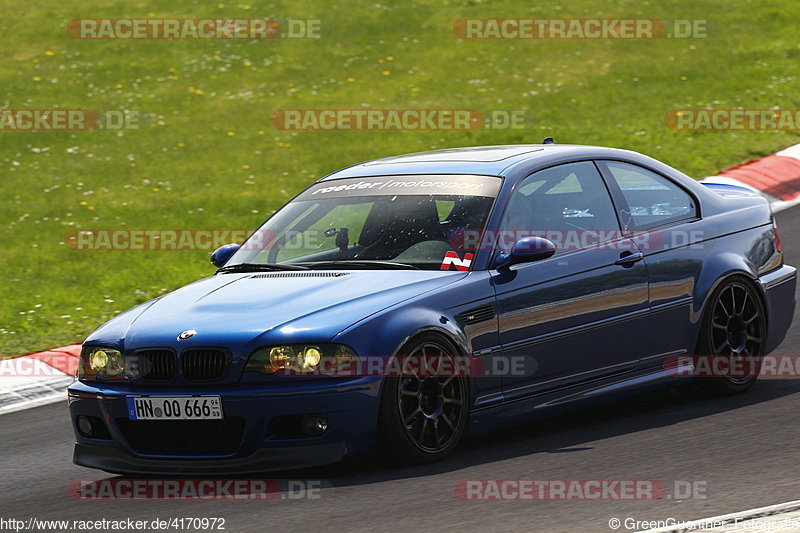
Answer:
[246, 344, 357, 376]
[90, 350, 108, 371]
[79, 346, 126, 380]
[299, 346, 322, 369]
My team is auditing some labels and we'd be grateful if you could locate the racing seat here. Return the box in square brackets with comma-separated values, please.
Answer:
[357, 196, 443, 259]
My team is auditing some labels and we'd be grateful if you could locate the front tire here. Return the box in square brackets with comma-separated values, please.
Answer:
[695, 277, 767, 395]
[378, 334, 469, 465]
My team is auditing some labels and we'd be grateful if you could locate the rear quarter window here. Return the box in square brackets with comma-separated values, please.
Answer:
[602, 161, 697, 230]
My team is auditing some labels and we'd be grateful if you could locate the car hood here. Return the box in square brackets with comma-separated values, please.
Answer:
[88, 270, 467, 353]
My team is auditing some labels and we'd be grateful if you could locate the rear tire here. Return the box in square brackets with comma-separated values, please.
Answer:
[377, 334, 468, 465]
[695, 277, 767, 395]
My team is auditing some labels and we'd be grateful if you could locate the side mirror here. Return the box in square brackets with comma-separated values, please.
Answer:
[495, 237, 556, 271]
[210, 243, 240, 268]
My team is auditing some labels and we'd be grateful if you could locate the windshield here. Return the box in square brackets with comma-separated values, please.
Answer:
[227, 175, 501, 271]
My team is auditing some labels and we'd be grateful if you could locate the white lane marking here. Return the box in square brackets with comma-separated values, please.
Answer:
[0, 357, 73, 415]
[776, 144, 800, 160]
[0, 389, 70, 415]
[636, 500, 800, 532]
[769, 196, 800, 213]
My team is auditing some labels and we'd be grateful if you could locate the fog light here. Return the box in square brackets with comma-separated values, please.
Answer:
[77, 416, 93, 437]
[301, 414, 328, 436]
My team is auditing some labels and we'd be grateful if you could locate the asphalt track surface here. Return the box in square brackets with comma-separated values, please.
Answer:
[3, 207, 800, 533]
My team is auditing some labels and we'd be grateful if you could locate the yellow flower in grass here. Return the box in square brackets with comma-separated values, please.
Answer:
[44, 50, 55, 56]
[32, 76, 42, 81]
[382, 70, 391, 76]
[227, 131, 235, 136]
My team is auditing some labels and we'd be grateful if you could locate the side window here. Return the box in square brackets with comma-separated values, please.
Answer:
[603, 161, 697, 230]
[499, 161, 620, 253]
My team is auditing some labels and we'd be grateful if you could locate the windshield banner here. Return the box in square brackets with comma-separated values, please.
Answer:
[295, 175, 502, 200]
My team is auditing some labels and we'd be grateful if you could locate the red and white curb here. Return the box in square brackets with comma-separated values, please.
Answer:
[635, 499, 800, 532]
[2, 143, 800, 415]
[0, 344, 79, 415]
[702, 143, 800, 213]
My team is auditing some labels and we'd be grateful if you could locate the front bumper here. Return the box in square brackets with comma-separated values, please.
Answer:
[68, 376, 382, 475]
[73, 442, 347, 475]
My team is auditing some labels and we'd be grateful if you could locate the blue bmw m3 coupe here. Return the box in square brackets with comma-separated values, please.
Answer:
[68, 143, 796, 473]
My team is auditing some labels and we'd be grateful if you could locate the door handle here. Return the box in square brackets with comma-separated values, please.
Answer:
[615, 252, 644, 267]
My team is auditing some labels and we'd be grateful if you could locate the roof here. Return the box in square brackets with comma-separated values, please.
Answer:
[364, 145, 544, 164]
[319, 144, 617, 181]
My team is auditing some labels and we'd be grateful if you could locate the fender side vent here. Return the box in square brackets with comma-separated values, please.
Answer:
[461, 305, 495, 325]
[250, 272, 350, 278]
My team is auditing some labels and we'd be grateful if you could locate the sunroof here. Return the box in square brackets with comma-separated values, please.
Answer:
[365, 146, 544, 164]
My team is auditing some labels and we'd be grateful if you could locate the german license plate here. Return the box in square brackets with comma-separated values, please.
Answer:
[126, 396, 223, 420]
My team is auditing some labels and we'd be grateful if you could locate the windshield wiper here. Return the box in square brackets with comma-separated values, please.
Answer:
[301, 261, 419, 270]
[216, 262, 310, 274]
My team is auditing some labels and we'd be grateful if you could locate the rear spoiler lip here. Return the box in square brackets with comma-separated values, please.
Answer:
[700, 181, 762, 197]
